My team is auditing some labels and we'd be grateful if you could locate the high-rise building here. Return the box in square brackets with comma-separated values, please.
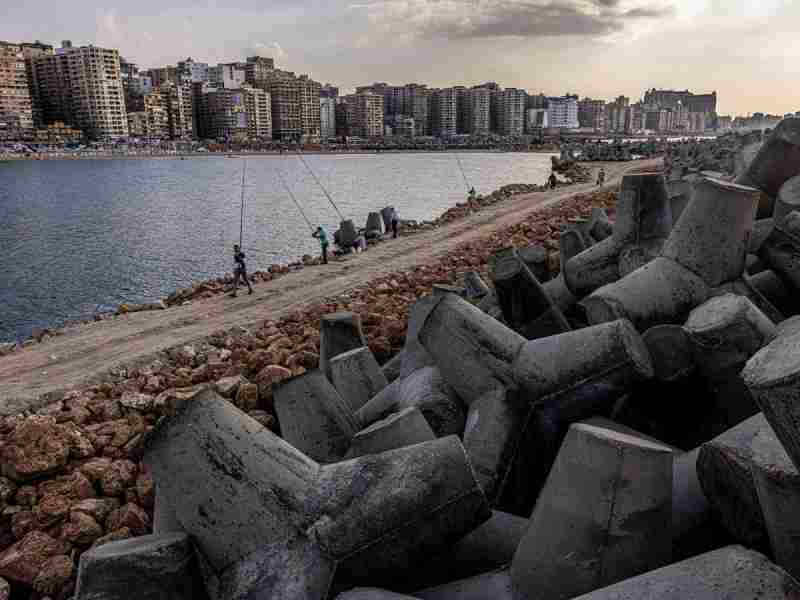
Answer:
[430, 87, 458, 137]
[197, 87, 269, 140]
[298, 75, 321, 139]
[0, 41, 35, 134]
[163, 82, 195, 139]
[33, 41, 128, 139]
[320, 96, 336, 139]
[464, 87, 490, 135]
[547, 95, 579, 129]
[242, 86, 272, 139]
[147, 65, 178, 87]
[249, 65, 321, 141]
[209, 63, 246, 90]
[20, 41, 53, 128]
[578, 98, 606, 131]
[177, 57, 209, 83]
[320, 83, 339, 99]
[340, 93, 383, 138]
[244, 56, 274, 86]
[643, 89, 717, 114]
[497, 88, 526, 135]
[605, 96, 629, 133]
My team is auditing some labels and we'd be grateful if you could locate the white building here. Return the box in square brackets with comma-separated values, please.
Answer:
[525, 108, 548, 132]
[320, 96, 336, 139]
[177, 57, 209, 83]
[547, 96, 579, 129]
[209, 63, 246, 90]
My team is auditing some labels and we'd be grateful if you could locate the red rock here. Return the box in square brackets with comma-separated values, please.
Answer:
[254, 365, 292, 397]
[61, 511, 102, 546]
[0, 479, 16, 507]
[106, 503, 149, 535]
[70, 498, 120, 523]
[135, 474, 154, 509]
[215, 375, 245, 399]
[91, 527, 131, 549]
[10, 511, 35, 540]
[100, 460, 138, 497]
[38, 472, 94, 503]
[119, 391, 155, 412]
[35, 495, 71, 528]
[79, 458, 112, 484]
[32, 554, 73, 595]
[1, 417, 70, 483]
[0, 531, 69, 585]
[234, 383, 259, 411]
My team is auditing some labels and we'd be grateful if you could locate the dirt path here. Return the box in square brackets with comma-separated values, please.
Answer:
[0, 160, 659, 414]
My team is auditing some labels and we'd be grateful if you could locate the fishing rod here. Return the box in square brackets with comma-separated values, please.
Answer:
[295, 150, 345, 220]
[276, 169, 315, 233]
[239, 159, 247, 247]
[455, 153, 472, 193]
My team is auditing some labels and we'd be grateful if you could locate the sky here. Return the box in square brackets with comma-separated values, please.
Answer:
[4, 0, 800, 116]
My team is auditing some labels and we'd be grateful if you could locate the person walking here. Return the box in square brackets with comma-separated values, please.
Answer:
[312, 226, 329, 264]
[596, 167, 606, 186]
[231, 244, 253, 297]
[548, 172, 558, 190]
[390, 207, 400, 239]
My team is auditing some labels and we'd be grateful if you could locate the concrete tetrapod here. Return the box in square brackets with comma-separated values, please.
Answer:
[490, 250, 570, 340]
[338, 219, 359, 248]
[381, 206, 395, 231]
[742, 322, 800, 472]
[569, 546, 800, 600]
[747, 269, 797, 318]
[464, 271, 491, 300]
[344, 407, 435, 458]
[565, 173, 673, 298]
[330, 346, 389, 414]
[510, 421, 673, 600]
[74, 533, 208, 600]
[641, 325, 694, 383]
[775, 174, 800, 224]
[683, 294, 776, 438]
[516, 245, 549, 282]
[400, 296, 442, 379]
[319, 312, 368, 381]
[758, 210, 800, 295]
[542, 228, 583, 313]
[365, 212, 384, 236]
[583, 177, 760, 331]
[274, 369, 360, 462]
[143, 388, 491, 600]
[356, 366, 466, 438]
[696, 413, 771, 548]
[589, 207, 613, 242]
[736, 117, 800, 218]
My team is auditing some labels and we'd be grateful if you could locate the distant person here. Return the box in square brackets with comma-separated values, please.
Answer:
[468, 187, 477, 202]
[390, 207, 400, 239]
[548, 172, 558, 190]
[597, 168, 606, 186]
[231, 244, 253, 297]
[312, 226, 329, 264]
[352, 233, 367, 253]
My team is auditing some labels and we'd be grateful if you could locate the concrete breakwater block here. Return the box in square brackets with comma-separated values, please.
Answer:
[331, 346, 389, 414]
[490, 249, 570, 340]
[542, 273, 577, 314]
[356, 366, 465, 438]
[344, 407, 435, 459]
[736, 117, 800, 218]
[75, 533, 208, 600]
[338, 219, 359, 247]
[589, 207, 613, 241]
[320, 312, 368, 381]
[759, 210, 800, 294]
[583, 177, 760, 331]
[748, 269, 797, 318]
[565, 173, 672, 298]
[570, 546, 800, 599]
[743, 321, 800, 472]
[337, 591, 419, 599]
[517, 244, 549, 282]
[274, 370, 360, 463]
[381, 206, 395, 231]
[463, 271, 491, 300]
[776, 174, 800, 224]
[400, 296, 441, 379]
[696, 413, 771, 548]
[510, 420, 673, 600]
[143, 389, 491, 600]
[642, 325, 694, 383]
[366, 212, 384, 235]
[667, 178, 692, 226]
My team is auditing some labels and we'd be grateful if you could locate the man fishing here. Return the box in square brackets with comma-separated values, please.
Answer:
[597, 167, 606, 186]
[230, 244, 253, 297]
[312, 225, 329, 264]
[548, 172, 558, 190]
[390, 207, 400, 239]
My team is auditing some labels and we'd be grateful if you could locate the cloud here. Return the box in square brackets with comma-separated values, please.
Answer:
[250, 41, 288, 61]
[353, 0, 673, 40]
[97, 11, 123, 45]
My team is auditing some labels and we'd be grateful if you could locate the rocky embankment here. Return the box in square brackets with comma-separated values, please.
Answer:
[0, 180, 621, 599]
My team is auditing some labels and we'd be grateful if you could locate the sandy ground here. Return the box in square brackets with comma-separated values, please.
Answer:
[0, 159, 659, 414]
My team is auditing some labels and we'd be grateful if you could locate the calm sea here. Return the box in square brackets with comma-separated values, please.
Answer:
[0, 152, 555, 342]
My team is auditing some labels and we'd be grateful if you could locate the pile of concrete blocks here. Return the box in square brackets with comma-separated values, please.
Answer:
[74, 120, 800, 600]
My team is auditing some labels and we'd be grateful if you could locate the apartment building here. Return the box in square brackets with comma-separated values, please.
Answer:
[497, 88, 526, 136]
[20, 41, 53, 128]
[464, 87, 491, 135]
[163, 81, 195, 139]
[242, 86, 271, 139]
[177, 57, 209, 83]
[320, 96, 336, 139]
[33, 41, 127, 139]
[298, 75, 321, 140]
[341, 93, 383, 138]
[196, 86, 270, 140]
[243, 56, 274, 86]
[577, 97, 606, 131]
[209, 63, 246, 90]
[547, 95, 579, 129]
[430, 87, 458, 137]
[605, 96, 629, 133]
[0, 41, 35, 133]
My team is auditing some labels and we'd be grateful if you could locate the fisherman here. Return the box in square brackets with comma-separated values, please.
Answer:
[312, 225, 329, 264]
[468, 187, 477, 202]
[390, 207, 400, 239]
[548, 172, 558, 190]
[596, 167, 606, 186]
[231, 244, 253, 297]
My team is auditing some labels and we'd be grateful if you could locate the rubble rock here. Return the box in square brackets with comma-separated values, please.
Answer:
[0, 531, 69, 585]
[100, 460, 138, 497]
[33, 554, 73, 595]
[1, 417, 70, 482]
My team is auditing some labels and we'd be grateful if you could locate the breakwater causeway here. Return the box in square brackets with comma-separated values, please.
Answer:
[0, 152, 556, 342]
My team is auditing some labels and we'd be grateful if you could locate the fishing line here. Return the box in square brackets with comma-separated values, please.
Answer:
[455, 153, 472, 193]
[277, 168, 315, 233]
[295, 151, 345, 220]
[239, 159, 247, 247]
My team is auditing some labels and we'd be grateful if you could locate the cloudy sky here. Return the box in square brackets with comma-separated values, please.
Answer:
[5, 0, 799, 115]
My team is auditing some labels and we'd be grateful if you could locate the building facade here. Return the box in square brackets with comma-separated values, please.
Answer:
[430, 87, 458, 137]
[0, 41, 35, 134]
[547, 95, 579, 129]
[341, 93, 383, 138]
[177, 57, 209, 83]
[320, 96, 336, 139]
[578, 97, 606, 131]
[463, 87, 490, 135]
[20, 41, 53, 128]
[497, 88, 526, 136]
[209, 63, 246, 90]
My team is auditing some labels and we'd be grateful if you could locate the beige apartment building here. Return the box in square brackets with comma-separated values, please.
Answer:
[33, 41, 128, 139]
[430, 87, 458, 137]
[341, 93, 383, 138]
[464, 87, 491, 135]
[0, 41, 35, 132]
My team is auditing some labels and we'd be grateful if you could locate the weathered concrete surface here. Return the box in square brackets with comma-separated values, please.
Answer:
[589, 207, 613, 242]
[517, 244, 549, 282]
[356, 366, 466, 438]
[416, 568, 513, 600]
[510, 420, 673, 600]
[274, 369, 360, 463]
[344, 407, 435, 459]
[758, 210, 800, 293]
[366, 212, 385, 235]
[338, 219, 359, 248]
[748, 269, 797, 318]
[490, 250, 570, 340]
[337, 590, 419, 599]
[743, 323, 800, 473]
[570, 546, 800, 599]
[696, 413, 771, 548]
[642, 325, 694, 383]
[331, 346, 389, 415]
[418, 295, 525, 406]
[464, 271, 491, 300]
[776, 174, 800, 224]
[319, 312, 368, 381]
[74, 533, 208, 600]
[542, 273, 577, 314]
[736, 117, 800, 218]
[671, 448, 716, 561]
[143, 388, 491, 600]
[400, 296, 442, 379]
[565, 173, 672, 297]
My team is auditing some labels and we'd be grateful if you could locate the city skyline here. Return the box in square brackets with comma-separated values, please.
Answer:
[4, 0, 800, 117]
